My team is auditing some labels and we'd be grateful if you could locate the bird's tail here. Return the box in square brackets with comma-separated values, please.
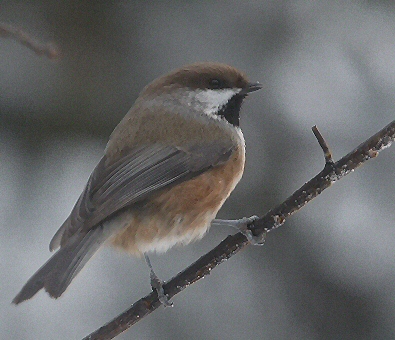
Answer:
[13, 225, 109, 304]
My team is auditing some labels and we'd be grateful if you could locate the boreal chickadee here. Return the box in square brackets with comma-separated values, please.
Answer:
[13, 62, 262, 304]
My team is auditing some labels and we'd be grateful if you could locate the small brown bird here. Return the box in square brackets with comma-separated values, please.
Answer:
[13, 62, 261, 304]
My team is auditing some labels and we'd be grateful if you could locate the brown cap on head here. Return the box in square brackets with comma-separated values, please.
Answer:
[142, 62, 256, 96]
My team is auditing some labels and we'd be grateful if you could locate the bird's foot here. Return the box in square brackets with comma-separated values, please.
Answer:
[212, 215, 265, 245]
[144, 254, 173, 307]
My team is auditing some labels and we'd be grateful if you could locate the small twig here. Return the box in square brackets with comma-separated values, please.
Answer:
[312, 125, 334, 163]
[0, 23, 59, 59]
[83, 120, 395, 340]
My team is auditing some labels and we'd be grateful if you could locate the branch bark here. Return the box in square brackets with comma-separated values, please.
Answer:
[83, 121, 395, 340]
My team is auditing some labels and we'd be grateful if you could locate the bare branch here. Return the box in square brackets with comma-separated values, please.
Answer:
[251, 120, 395, 237]
[0, 23, 60, 59]
[83, 120, 395, 340]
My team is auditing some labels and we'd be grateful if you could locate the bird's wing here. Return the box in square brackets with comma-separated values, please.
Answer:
[50, 143, 234, 250]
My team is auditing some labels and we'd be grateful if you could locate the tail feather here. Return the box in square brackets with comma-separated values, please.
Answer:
[13, 225, 109, 304]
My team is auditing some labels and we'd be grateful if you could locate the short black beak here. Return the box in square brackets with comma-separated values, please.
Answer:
[240, 82, 262, 95]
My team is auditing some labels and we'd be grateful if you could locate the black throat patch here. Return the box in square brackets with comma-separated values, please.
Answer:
[217, 94, 245, 127]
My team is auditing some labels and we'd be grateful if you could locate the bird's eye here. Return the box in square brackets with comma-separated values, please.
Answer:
[209, 78, 223, 89]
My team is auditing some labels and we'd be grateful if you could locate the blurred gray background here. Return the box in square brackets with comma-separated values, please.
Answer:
[2, 1, 395, 339]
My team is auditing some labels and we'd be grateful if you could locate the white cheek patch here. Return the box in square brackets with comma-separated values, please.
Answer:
[188, 88, 241, 116]
[142, 88, 242, 121]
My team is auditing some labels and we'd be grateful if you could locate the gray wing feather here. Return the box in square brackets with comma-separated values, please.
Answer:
[50, 143, 233, 250]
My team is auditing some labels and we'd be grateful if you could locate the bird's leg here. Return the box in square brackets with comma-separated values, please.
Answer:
[144, 253, 173, 307]
[211, 215, 265, 245]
